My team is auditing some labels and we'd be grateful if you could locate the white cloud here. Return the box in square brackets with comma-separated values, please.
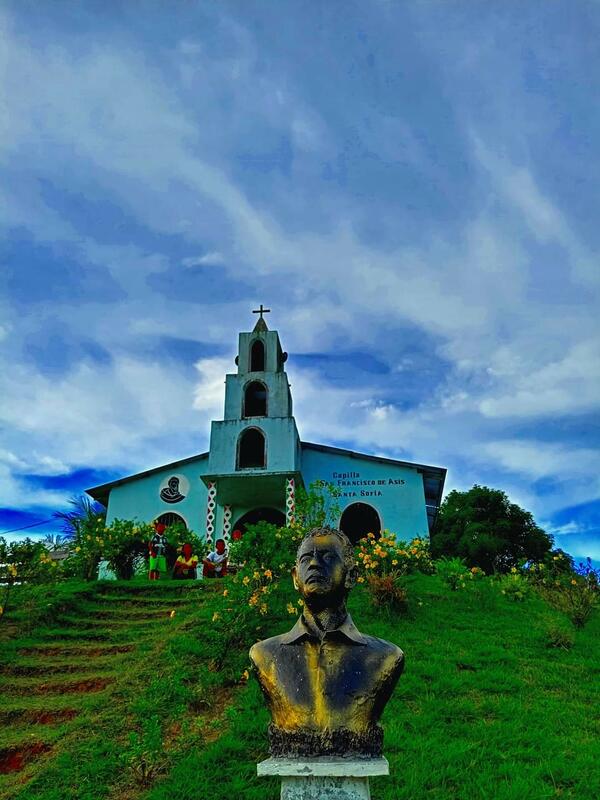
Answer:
[483, 440, 600, 481]
[0, 4, 598, 551]
[182, 252, 225, 267]
[479, 340, 600, 419]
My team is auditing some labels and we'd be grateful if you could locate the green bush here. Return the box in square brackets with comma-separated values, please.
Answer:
[497, 571, 531, 602]
[435, 556, 471, 591]
[544, 625, 575, 651]
[63, 518, 208, 580]
[539, 576, 598, 629]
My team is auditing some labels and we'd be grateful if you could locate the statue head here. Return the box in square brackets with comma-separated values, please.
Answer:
[292, 527, 357, 610]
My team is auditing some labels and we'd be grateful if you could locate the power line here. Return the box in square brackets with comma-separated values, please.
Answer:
[0, 518, 56, 535]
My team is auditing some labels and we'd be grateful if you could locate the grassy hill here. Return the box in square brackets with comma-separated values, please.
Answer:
[0, 574, 598, 800]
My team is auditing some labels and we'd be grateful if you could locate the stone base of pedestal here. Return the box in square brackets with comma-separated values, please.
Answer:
[257, 756, 389, 799]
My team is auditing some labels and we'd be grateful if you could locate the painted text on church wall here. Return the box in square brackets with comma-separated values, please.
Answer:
[331, 471, 406, 499]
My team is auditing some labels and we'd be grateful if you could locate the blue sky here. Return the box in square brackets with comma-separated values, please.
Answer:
[1, 1, 598, 565]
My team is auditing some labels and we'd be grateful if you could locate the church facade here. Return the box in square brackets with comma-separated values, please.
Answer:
[87, 314, 446, 546]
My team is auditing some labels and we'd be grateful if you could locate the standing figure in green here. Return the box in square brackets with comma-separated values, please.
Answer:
[148, 521, 168, 581]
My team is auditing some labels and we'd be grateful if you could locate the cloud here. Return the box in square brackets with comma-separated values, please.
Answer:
[0, 2, 598, 560]
[479, 340, 600, 419]
[182, 252, 225, 267]
[483, 440, 600, 482]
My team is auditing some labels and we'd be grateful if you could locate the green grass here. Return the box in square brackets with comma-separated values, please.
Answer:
[0, 575, 598, 800]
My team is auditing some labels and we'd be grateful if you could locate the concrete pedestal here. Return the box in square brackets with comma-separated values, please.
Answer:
[257, 756, 389, 799]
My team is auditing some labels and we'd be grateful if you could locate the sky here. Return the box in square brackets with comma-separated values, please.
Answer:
[1, 1, 599, 565]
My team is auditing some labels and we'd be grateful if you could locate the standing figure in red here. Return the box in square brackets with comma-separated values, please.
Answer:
[148, 522, 168, 580]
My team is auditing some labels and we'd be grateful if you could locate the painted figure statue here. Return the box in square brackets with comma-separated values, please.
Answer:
[173, 542, 198, 579]
[250, 527, 404, 757]
[202, 539, 228, 578]
[148, 522, 168, 581]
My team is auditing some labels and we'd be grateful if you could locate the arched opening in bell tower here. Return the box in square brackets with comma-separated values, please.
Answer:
[250, 339, 265, 371]
[340, 502, 381, 545]
[243, 381, 268, 417]
[237, 427, 266, 469]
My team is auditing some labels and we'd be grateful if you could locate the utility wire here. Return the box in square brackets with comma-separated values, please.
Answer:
[0, 518, 56, 535]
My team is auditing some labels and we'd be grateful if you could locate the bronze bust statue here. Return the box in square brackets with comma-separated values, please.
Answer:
[249, 527, 404, 757]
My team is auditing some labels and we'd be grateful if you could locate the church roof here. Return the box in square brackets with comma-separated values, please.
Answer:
[86, 451, 208, 507]
[253, 316, 268, 332]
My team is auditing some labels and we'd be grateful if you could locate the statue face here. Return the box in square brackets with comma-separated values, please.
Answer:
[293, 534, 348, 603]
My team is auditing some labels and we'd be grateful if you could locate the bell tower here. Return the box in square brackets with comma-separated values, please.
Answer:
[202, 308, 301, 543]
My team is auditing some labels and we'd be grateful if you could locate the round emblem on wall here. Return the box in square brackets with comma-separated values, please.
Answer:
[159, 474, 189, 504]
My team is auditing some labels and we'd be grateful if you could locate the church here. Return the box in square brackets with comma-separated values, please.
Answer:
[87, 310, 446, 546]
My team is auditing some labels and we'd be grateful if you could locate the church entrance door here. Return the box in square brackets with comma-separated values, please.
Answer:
[340, 502, 381, 544]
[233, 507, 286, 534]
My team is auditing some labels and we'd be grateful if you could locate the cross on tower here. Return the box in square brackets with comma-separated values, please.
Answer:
[252, 304, 271, 320]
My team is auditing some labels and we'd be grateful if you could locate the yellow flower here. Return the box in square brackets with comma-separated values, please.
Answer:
[367, 532, 375, 539]
[297, 599, 304, 607]
[261, 585, 269, 594]
[222, 589, 228, 597]
[212, 612, 220, 622]
[170, 610, 176, 619]
[253, 571, 260, 580]
[286, 603, 296, 614]
[242, 576, 250, 585]
[357, 576, 365, 584]
[241, 669, 250, 682]
[571, 579, 577, 586]
[249, 594, 259, 606]
[391, 559, 398, 566]
[259, 603, 268, 615]
[264, 569, 273, 579]
[510, 567, 517, 574]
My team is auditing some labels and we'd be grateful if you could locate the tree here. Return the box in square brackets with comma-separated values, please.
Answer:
[431, 485, 552, 573]
[53, 495, 106, 539]
[53, 495, 107, 580]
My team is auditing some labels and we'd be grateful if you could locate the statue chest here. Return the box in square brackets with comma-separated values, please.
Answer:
[260, 640, 385, 731]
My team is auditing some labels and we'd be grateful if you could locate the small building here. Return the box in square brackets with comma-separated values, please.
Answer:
[87, 313, 446, 545]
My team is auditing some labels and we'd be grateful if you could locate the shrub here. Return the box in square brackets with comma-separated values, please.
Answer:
[544, 625, 574, 651]
[436, 556, 471, 591]
[539, 576, 598, 629]
[0, 537, 62, 585]
[63, 518, 207, 580]
[357, 532, 434, 577]
[366, 573, 408, 611]
[227, 521, 300, 580]
[121, 714, 168, 787]
[356, 532, 434, 608]
[497, 570, 531, 601]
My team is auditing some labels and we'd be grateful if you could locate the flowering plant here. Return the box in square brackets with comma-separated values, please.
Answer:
[356, 532, 433, 609]
[357, 532, 435, 578]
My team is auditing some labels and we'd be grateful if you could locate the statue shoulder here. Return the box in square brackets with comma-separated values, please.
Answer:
[249, 634, 287, 669]
[363, 635, 404, 668]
